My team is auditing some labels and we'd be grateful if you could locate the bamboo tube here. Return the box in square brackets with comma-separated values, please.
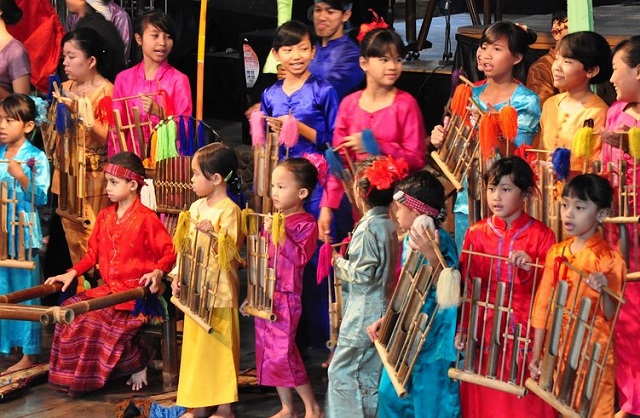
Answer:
[0, 259, 35, 269]
[604, 216, 640, 224]
[0, 304, 72, 325]
[0, 282, 62, 304]
[559, 261, 626, 303]
[525, 378, 581, 418]
[627, 272, 640, 282]
[375, 340, 408, 398]
[449, 368, 527, 397]
[113, 109, 128, 152]
[132, 106, 146, 158]
[242, 305, 277, 322]
[58, 286, 151, 324]
[462, 249, 544, 269]
[171, 296, 213, 334]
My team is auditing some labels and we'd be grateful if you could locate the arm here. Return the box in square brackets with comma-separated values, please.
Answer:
[278, 220, 319, 268]
[323, 45, 363, 100]
[145, 213, 179, 273]
[10, 74, 31, 96]
[378, 95, 427, 171]
[513, 91, 541, 147]
[22, 151, 50, 207]
[333, 229, 380, 285]
[314, 85, 339, 152]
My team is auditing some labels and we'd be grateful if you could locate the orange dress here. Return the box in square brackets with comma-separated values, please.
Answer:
[531, 232, 625, 417]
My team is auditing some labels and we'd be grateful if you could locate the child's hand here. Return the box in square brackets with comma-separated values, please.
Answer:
[585, 272, 608, 292]
[528, 355, 542, 380]
[408, 216, 439, 265]
[265, 116, 283, 134]
[52, 89, 78, 111]
[331, 250, 341, 266]
[429, 117, 448, 150]
[170, 277, 180, 298]
[139, 269, 163, 294]
[196, 219, 214, 234]
[342, 132, 364, 153]
[7, 160, 25, 181]
[508, 250, 532, 271]
[454, 332, 467, 351]
[45, 270, 77, 292]
[263, 214, 273, 233]
[239, 299, 250, 317]
[366, 318, 383, 342]
[244, 103, 260, 120]
[317, 207, 333, 243]
[140, 94, 162, 118]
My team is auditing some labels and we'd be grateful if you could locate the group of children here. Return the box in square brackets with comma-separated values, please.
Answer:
[1, 4, 640, 418]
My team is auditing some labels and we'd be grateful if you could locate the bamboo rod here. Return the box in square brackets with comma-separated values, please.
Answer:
[525, 378, 581, 418]
[627, 272, 640, 282]
[0, 282, 62, 304]
[461, 249, 544, 269]
[242, 305, 276, 322]
[59, 286, 151, 324]
[0, 259, 36, 270]
[171, 295, 213, 334]
[448, 368, 527, 397]
[559, 261, 626, 303]
[375, 340, 408, 398]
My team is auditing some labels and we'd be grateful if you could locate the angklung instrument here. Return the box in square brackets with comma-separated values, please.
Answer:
[0, 171, 37, 270]
[252, 131, 279, 214]
[449, 248, 543, 397]
[524, 260, 626, 418]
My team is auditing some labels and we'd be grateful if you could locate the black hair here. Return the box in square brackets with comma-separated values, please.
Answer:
[613, 36, 640, 69]
[272, 20, 314, 50]
[360, 28, 406, 59]
[194, 142, 242, 195]
[62, 28, 113, 81]
[562, 174, 613, 210]
[355, 157, 396, 208]
[484, 156, 535, 195]
[0, 0, 22, 25]
[135, 10, 176, 40]
[0, 93, 36, 124]
[278, 157, 318, 199]
[557, 31, 613, 84]
[314, 0, 352, 11]
[107, 151, 146, 191]
[396, 171, 445, 223]
[480, 21, 537, 76]
[551, 5, 567, 25]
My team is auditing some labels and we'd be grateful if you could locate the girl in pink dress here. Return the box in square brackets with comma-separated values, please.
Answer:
[245, 157, 323, 418]
[603, 35, 640, 418]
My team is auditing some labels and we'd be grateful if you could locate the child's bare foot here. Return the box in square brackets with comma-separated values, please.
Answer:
[2, 354, 35, 374]
[126, 367, 148, 391]
[209, 404, 234, 418]
[269, 409, 297, 418]
[304, 405, 323, 418]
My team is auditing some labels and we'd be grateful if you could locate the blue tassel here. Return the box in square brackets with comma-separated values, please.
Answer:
[552, 147, 571, 180]
[197, 121, 206, 150]
[131, 293, 168, 325]
[178, 116, 187, 156]
[325, 148, 345, 176]
[55, 103, 72, 134]
[47, 73, 61, 103]
[362, 129, 381, 155]
[187, 117, 196, 156]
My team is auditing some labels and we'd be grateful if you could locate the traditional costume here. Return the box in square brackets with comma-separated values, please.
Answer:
[309, 35, 364, 101]
[0, 38, 29, 94]
[111, 60, 192, 157]
[601, 100, 640, 415]
[255, 212, 318, 387]
[326, 206, 398, 418]
[0, 141, 49, 357]
[525, 47, 559, 108]
[539, 92, 607, 172]
[48, 194, 176, 396]
[531, 232, 625, 418]
[459, 212, 557, 418]
[175, 197, 243, 408]
[378, 230, 460, 418]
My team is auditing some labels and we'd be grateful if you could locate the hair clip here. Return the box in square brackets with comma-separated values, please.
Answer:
[514, 22, 529, 32]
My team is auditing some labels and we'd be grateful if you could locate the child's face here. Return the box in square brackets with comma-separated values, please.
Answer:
[190, 155, 216, 198]
[486, 175, 526, 225]
[560, 195, 605, 241]
[0, 109, 33, 147]
[135, 24, 174, 64]
[270, 165, 308, 215]
[478, 37, 522, 79]
[360, 47, 403, 88]
[273, 36, 314, 78]
[552, 53, 593, 92]
[105, 173, 137, 203]
[393, 200, 419, 231]
[62, 40, 94, 82]
[610, 50, 640, 102]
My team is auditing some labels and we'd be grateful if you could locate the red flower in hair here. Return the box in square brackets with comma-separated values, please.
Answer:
[357, 9, 389, 42]
[365, 156, 409, 190]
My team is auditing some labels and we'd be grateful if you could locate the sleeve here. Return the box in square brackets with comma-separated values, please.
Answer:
[260, 86, 274, 117]
[525, 58, 555, 108]
[6, 43, 31, 81]
[171, 71, 193, 118]
[379, 94, 427, 171]
[334, 228, 380, 285]
[514, 89, 541, 147]
[323, 45, 363, 99]
[531, 246, 559, 329]
[72, 210, 104, 275]
[320, 98, 353, 210]
[24, 150, 50, 207]
[144, 212, 178, 272]
[597, 248, 626, 297]
[516, 226, 556, 284]
[314, 85, 339, 151]
[216, 202, 241, 248]
[279, 220, 319, 268]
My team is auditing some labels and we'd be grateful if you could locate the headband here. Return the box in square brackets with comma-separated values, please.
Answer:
[86, 0, 111, 20]
[104, 163, 145, 185]
[393, 190, 440, 218]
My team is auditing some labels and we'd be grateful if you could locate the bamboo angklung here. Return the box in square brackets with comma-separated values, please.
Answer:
[325, 240, 349, 350]
[525, 260, 626, 418]
[252, 132, 279, 214]
[449, 248, 543, 397]
[0, 178, 36, 270]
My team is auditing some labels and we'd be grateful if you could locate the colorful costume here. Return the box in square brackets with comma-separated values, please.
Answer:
[601, 100, 640, 415]
[326, 206, 398, 418]
[176, 197, 242, 408]
[531, 232, 625, 418]
[48, 197, 176, 396]
[0, 141, 49, 357]
[309, 35, 364, 101]
[525, 48, 559, 108]
[0, 38, 30, 94]
[51, 79, 113, 265]
[378, 230, 460, 418]
[255, 212, 318, 387]
[459, 213, 557, 418]
[540, 92, 607, 172]
[111, 61, 193, 157]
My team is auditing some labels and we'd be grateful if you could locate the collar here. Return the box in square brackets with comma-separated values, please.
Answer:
[318, 35, 349, 49]
[489, 211, 532, 231]
[135, 60, 172, 82]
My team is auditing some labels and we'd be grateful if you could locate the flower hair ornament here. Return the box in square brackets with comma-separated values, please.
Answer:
[357, 9, 389, 42]
[303, 153, 328, 187]
[364, 156, 409, 191]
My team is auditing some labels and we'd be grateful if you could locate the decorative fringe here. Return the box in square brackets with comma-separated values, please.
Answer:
[572, 121, 594, 158]
[551, 147, 571, 180]
[478, 112, 500, 159]
[514, 144, 538, 183]
[278, 114, 299, 148]
[217, 229, 241, 272]
[250, 109, 266, 146]
[436, 267, 461, 308]
[155, 118, 179, 161]
[362, 129, 381, 155]
[271, 212, 286, 246]
[172, 211, 191, 254]
[178, 115, 187, 155]
[187, 117, 196, 156]
[241, 207, 257, 236]
[77, 97, 95, 128]
[197, 120, 206, 150]
[145, 130, 158, 168]
[325, 148, 346, 176]
[450, 84, 471, 118]
[317, 242, 333, 284]
[156, 88, 174, 117]
[131, 292, 168, 325]
[498, 104, 518, 141]
[140, 178, 157, 210]
[55, 103, 72, 134]
[629, 126, 640, 160]
[95, 96, 114, 125]
[47, 73, 61, 102]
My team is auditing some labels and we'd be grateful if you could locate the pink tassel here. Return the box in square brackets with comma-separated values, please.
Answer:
[317, 242, 333, 284]
[278, 114, 299, 148]
[249, 109, 265, 146]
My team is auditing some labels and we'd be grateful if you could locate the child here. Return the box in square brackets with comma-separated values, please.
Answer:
[249, 157, 322, 418]
[431, 21, 541, 250]
[111, 10, 192, 157]
[368, 171, 460, 418]
[530, 174, 625, 418]
[0, 94, 50, 372]
[539, 31, 612, 174]
[45, 151, 175, 395]
[325, 156, 403, 418]
[457, 157, 557, 418]
[53, 27, 114, 268]
[170, 143, 243, 418]
[604, 36, 640, 418]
